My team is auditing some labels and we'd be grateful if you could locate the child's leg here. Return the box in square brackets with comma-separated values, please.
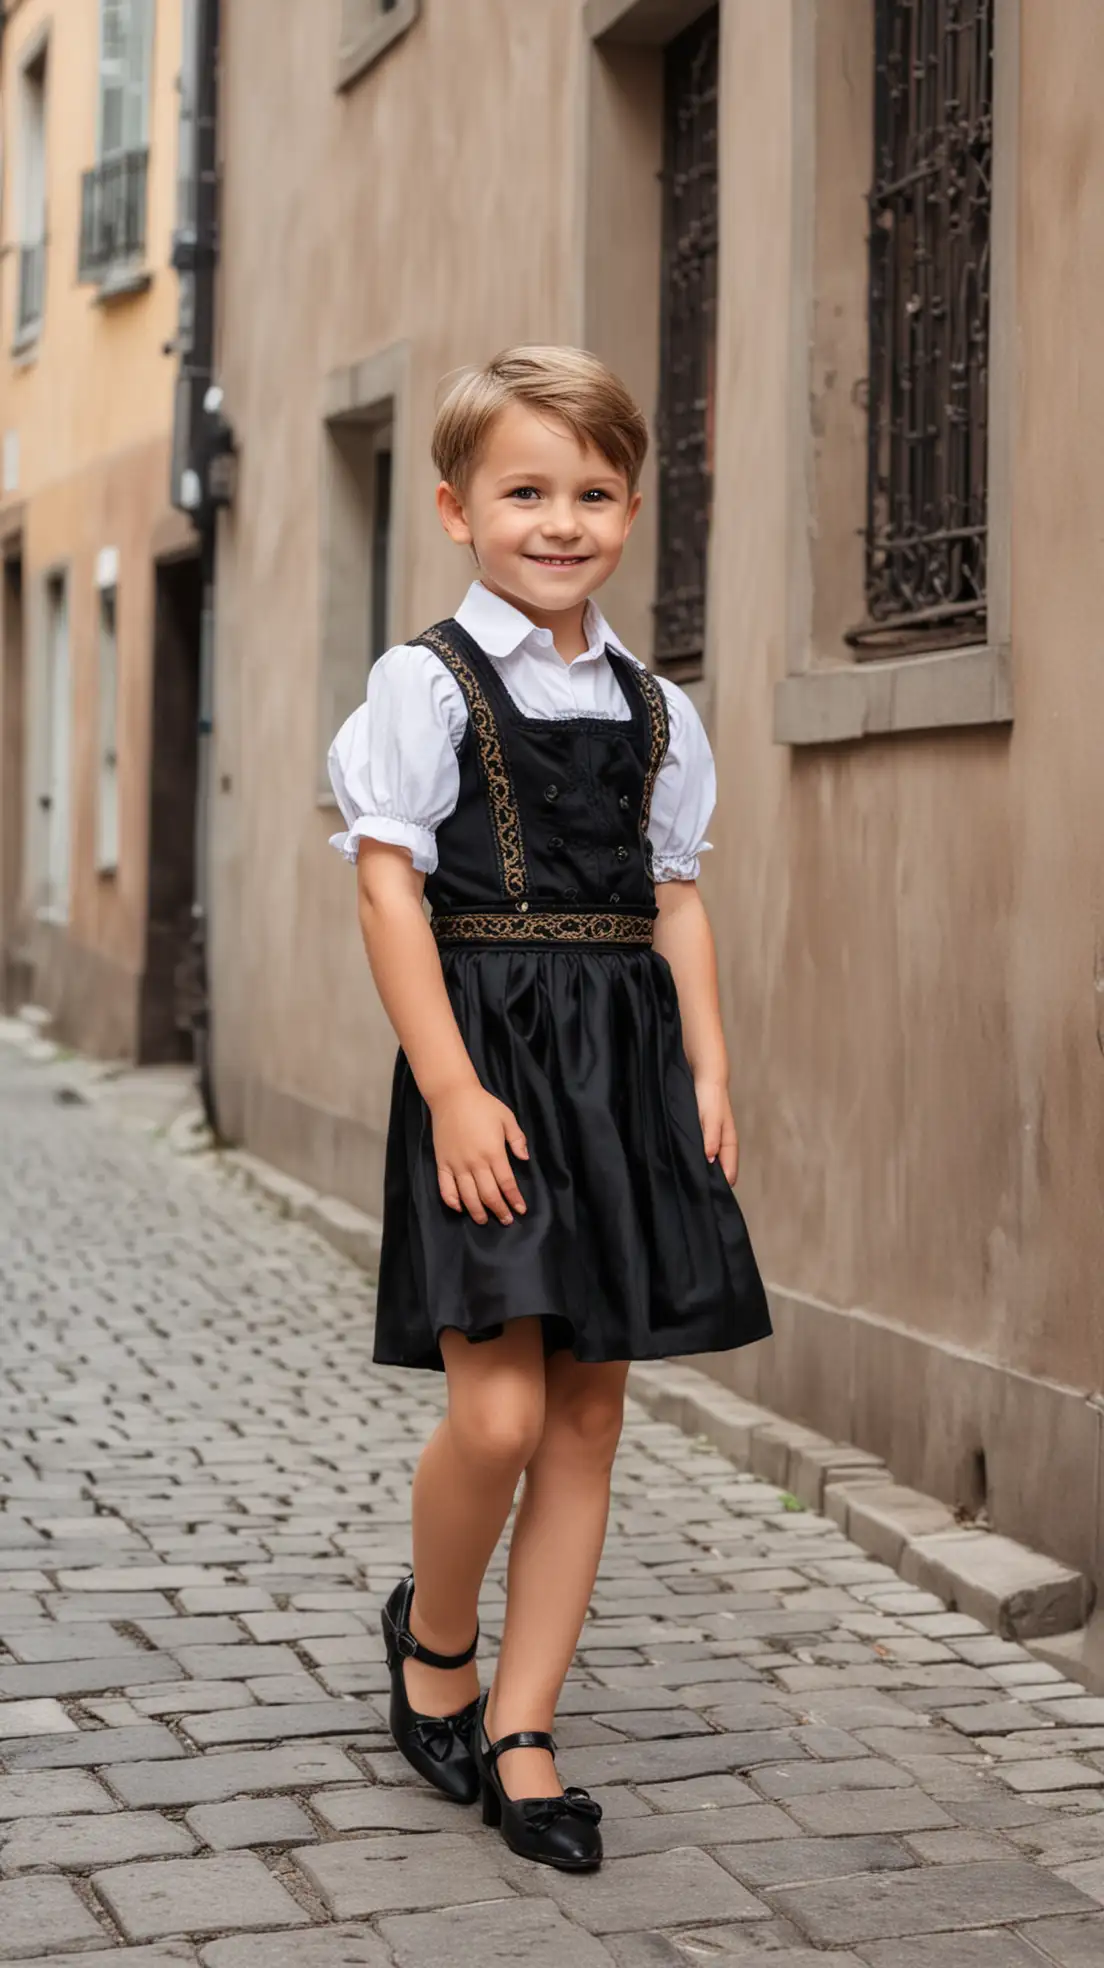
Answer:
[484, 1351, 629, 1797]
[401, 1317, 547, 1719]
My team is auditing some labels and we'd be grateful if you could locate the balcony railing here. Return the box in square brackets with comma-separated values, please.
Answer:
[79, 148, 149, 282]
[16, 240, 46, 338]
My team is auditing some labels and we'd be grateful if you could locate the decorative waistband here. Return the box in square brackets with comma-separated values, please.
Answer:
[431, 907, 655, 949]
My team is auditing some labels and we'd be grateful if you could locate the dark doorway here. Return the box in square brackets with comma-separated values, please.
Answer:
[139, 552, 202, 1062]
[1, 548, 27, 1011]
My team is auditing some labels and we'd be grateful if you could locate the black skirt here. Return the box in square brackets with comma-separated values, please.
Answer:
[373, 945, 772, 1370]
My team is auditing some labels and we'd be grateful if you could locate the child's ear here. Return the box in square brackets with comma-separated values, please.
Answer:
[624, 489, 643, 538]
[437, 480, 473, 546]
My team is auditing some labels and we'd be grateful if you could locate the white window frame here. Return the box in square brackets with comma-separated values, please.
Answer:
[15, 29, 50, 348]
[98, 0, 155, 163]
[31, 568, 72, 926]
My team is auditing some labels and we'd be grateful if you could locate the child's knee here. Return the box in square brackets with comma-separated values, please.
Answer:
[549, 1388, 625, 1466]
[452, 1386, 545, 1475]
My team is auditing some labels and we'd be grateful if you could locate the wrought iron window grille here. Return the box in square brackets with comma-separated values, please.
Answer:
[79, 146, 149, 283]
[850, 0, 994, 660]
[653, 7, 719, 684]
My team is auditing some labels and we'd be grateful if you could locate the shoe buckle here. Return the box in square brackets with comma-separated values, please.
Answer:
[396, 1629, 419, 1659]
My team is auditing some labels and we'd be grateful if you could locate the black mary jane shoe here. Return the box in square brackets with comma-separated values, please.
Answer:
[380, 1575, 480, 1805]
[475, 1693, 603, 1872]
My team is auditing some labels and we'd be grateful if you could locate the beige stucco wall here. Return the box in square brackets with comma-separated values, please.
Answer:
[0, 0, 186, 1050]
[213, 0, 1104, 1580]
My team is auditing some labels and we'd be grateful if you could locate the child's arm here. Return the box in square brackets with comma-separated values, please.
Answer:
[356, 838, 529, 1226]
[653, 879, 740, 1186]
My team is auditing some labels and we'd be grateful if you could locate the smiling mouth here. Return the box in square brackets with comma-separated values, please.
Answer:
[525, 555, 591, 568]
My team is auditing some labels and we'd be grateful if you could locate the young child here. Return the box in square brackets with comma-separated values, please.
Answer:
[329, 346, 771, 1873]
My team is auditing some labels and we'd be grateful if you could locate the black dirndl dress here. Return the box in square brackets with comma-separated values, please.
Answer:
[373, 618, 772, 1372]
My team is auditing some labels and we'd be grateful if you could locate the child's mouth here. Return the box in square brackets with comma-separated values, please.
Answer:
[525, 555, 590, 569]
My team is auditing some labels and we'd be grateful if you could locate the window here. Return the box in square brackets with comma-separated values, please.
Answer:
[35, 573, 71, 923]
[318, 342, 410, 800]
[80, 0, 153, 284]
[853, 0, 994, 657]
[96, 566, 120, 875]
[337, 0, 420, 91]
[654, 7, 719, 683]
[16, 41, 48, 343]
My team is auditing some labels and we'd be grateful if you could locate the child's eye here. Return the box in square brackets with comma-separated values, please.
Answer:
[508, 487, 541, 501]
[581, 489, 612, 503]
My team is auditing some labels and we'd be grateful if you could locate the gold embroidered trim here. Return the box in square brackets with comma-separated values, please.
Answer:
[632, 662, 671, 841]
[433, 910, 654, 947]
[418, 625, 527, 898]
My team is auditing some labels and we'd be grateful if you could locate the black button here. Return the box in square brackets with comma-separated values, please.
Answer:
[544, 785, 560, 803]
[609, 891, 621, 904]
[564, 886, 579, 901]
[615, 846, 630, 863]
[619, 795, 632, 812]
[549, 836, 564, 850]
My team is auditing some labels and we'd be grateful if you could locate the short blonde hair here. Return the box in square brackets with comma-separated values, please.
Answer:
[432, 346, 649, 494]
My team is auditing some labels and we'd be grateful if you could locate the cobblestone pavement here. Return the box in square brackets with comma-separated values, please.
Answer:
[3, 1046, 1104, 1966]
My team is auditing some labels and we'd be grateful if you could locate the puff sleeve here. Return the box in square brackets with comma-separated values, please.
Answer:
[327, 644, 466, 875]
[647, 679, 717, 883]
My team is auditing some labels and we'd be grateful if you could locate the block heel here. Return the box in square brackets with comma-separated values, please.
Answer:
[472, 1692, 603, 1871]
[381, 1574, 481, 1806]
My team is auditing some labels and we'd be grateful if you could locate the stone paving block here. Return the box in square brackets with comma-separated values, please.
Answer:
[5, 1625, 144, 1663]
[2, 1725, 185, 1770]
[787, 1790, 954, 1837]
[0, 1875, 107, 1958]
[128, 1681, 256, 1717]
[0, 1658, 182, 1701]
[563, 1732, 809, 1790]
[133, 1622, 247, 1650]
[0, 1703, 76, 1740]
[379, 1896, 618, 1967]
[93, 1852, 311, 1942]
[201, 1933, 390, 1968]
[901, 1534, 1091, 1643]
[1012, 1915, 1104, 1964]
[56, 1569, 217, 1594]
[754, 1757, 914, 1801]
[601, 1804, 799, 1856]
[533, 1845, 769, 1935]
[0, 1770, 114, 1820]
[170, 1647, 302, 1682]
[634, 1772, 761, 1811]
[292, 1832, 517, 1916]
[242, 1615, 367, 1645]
[590, 1706, 711, 1741]
[43, 1596, 175, 1622]
[1055, 1857, 1104, 1907]
[108, 1744, 363, 1807]
[1, 1809, 196, 1873]
[181, 1700, 378, 1747]
[184, 1797, 316, 1851]
[176, 1592, 274, 1616]
[0, 1953, 195, 1968]
[717, 1834, 916, 1889]
[859, 1937, 1048, 1966]
[997, 1758, 1104, 1793]
[769, 1859, 1096, 1947]
[309, 1786, 471, 1834]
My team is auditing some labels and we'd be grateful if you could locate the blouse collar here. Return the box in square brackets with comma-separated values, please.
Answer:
[454, 580, 634, 666]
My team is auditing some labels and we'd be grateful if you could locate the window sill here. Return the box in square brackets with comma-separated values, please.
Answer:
[11, 322, 41, 360]
[91, 264, 152, 305]
[336, 0, 420, 91]
[773, 642, 1013, 746]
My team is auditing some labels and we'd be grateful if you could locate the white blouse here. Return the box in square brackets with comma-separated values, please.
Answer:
[328, 581, 716, 883]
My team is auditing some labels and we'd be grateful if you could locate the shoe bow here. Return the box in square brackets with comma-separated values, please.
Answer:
[410, 1699, 479, 1763]
[518, 1786, 603, 1834]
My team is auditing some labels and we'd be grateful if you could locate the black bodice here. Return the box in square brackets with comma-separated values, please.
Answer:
[413, 619, 670, 924]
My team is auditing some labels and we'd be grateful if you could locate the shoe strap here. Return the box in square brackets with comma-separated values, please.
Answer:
[396, 1625, 479, 1670]
[486, 1727, 556, 1767]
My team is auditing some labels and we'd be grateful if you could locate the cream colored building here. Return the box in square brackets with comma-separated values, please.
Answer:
[0, 0, 200, 1058]
[209, 0, 1103, 1586]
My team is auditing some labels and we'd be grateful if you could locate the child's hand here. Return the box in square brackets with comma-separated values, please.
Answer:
[696, 1079, 740, 1186]
[430, 1084, 530, 1225]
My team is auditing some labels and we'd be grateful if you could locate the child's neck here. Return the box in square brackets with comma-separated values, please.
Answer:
[481, 580, 591, 665]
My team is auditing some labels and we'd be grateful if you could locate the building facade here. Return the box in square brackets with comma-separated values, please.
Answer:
[209, 0, 1104, 1584]
[0, 0, 201, 1060]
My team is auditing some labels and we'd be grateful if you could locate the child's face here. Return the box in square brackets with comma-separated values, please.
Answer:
[437, 402, 641, 619]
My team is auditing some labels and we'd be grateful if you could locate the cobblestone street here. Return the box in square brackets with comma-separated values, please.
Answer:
[2, 1044, 1104, 1965]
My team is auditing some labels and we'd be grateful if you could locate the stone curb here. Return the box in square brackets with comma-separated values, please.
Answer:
[220, 1151, 382, 1284]
[626, 1359, 1094, 1650]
